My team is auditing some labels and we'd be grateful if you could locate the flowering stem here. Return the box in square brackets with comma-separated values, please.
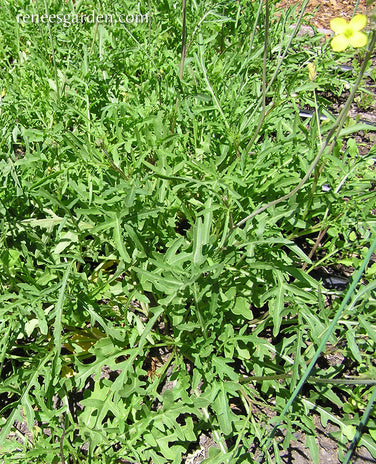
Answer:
[170, 0, 187, 134]
[352, 0, 362, 17]
[243, 0, 310, 151]
[302, 81, 323, 221]
[243, 0, 271, 153]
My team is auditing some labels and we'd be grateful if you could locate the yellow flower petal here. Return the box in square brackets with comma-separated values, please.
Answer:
[330, 17, 348, 34]
[329, 14, 368, 51]
[331, 35, 350, 52]
[349, 14, 367, 32]
[349, 31, 368, 48]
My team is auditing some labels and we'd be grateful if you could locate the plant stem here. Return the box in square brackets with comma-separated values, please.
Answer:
[198, 42, 230, 131]
[243, 0, 270, 154]
[242, 0, 310, 140]
[43, 0, 60, 102]
[240, 373, 376, 386]
[170, 0, 187, 134]
[178, 0, 187, 80]
[247, 0, 264, 62]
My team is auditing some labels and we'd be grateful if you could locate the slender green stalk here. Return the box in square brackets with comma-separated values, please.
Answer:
[312, 83, 323, 146]
[242, 0, 310, 139]
[248, 0, 264, 60]
[148, 0, 152, 46]
[238, 0, 264, 84]
[119, 19, 157, 69]
[241, 373, 376, 386]
[169, 7, 220, 133]
[302, 74, 324, 221]
[193, 282, 208, 339]
[185, 9, 215, 56]
[260, 0, 311, 99]
[43, 0, 60, 102]
[89, 21, 99, 56]
[243, 0, 270, 153]
[171, 0, 187, 133]
[100, 145, 129, 181]
[0, 323, 12, 377]
[197, 40, 230, 131]
[52, 261, 73, 378]
[178, 0, 187, 80]
[352, 0, 362, 17]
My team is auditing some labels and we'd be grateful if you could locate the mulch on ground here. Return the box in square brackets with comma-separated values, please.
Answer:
[276, 0, 369, 29]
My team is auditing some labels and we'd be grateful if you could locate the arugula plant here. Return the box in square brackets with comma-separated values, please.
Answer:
[0, 0, 375, 463]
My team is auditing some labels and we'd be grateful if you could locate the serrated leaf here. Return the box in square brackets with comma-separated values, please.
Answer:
[156, 435, 184, 460]
[24, 318, 39, 337]
[343, 424, 356, 440]
[135, 267, 184, 294]
[231, 296, 253, 319]
[192, 217, 205, 267]
[0, 353, 53, 444]
[53, 231, 78, 254]
[113, 214, 131, 263]
[212, 357, 238, 381]
[270, 291, 284, 337]
[360, 435, 376, 459]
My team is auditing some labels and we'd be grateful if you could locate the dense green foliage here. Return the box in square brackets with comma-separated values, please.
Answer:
[1, 0, 376, 463]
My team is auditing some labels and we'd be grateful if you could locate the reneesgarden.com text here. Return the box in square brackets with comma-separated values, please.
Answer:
[16, 11, 149, 27]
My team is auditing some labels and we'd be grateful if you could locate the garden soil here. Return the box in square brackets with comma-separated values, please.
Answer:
[276, 0, 369, 29]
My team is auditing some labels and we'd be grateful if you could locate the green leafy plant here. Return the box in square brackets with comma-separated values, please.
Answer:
[1, 0, 376, 463]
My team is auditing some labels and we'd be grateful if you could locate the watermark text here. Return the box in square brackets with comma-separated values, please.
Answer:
[16, 11, 149, 27]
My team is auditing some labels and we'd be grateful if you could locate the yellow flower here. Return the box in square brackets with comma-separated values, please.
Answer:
[330, 14, 368, 52]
